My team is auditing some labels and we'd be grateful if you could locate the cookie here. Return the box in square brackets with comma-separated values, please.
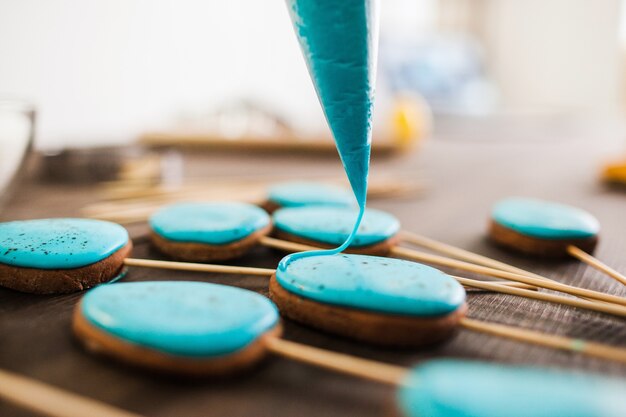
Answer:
[397, 360, 626, 417]
[488, 198, 599, 257]
[272, 206, 400, 256]
[270, 254, 467, 347]
[0, 218, 131, 294]
[262, 182, 355, 213]
[149, 202, 271, 262]
[73, 281, 282, 376]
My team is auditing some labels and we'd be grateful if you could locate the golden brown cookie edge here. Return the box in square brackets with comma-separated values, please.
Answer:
[150, 224, 272, 262]
[73, 301, 283, 377]
[269, 274, 467, 348]
[0, 242, 133, 294]
[488, 220, 598, 258]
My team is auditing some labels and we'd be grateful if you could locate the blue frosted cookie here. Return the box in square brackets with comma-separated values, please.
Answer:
[73, 281, 281, 376]
[272, 206, 400, 255]
[489, 198, 600, 257]
[149, 202, 271, 261]
[270, 254, 467, 346]
[0, 218, 130, 294]
[398, 360, 626, 417]
[263, 182, 356, 212]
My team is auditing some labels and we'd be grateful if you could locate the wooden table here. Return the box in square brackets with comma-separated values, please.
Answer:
[1, 128, 625, 417]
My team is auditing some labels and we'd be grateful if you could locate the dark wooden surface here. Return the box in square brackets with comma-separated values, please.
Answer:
[1, 129, 626, 417]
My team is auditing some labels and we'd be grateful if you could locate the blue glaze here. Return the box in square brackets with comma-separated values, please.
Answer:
[398, 360, 626, 417]
[0, 218, 128, 269]
[268, 182, 355, 208]
[492, 198, 599, 240]
[149, 202, 270, 245]
[81, 281, 279, 357]
[283, 0, 379, 265]
[276, 254, 465, 317]
[273, 207, 399, 247]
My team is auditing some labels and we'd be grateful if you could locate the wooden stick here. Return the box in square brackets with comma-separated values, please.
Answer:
[400, 230, 552, 279]
[124, 246, 626, 317]
[459, 318, 626, 364]
[399, 230, 603, 304]
[123, 258, 275, 276]
[452, 276, 626, 318]
[258, 237, 536, 290]
[391, 246, 626, 308]
[567, 245, 626, 287]
[123, 257, 521, 290]
[264, 336, 408, 386]
[127, 236, 625, 316]
[0, 368, 143, 417]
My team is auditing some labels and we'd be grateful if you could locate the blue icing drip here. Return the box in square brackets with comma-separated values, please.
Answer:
[149, 202, 270, 245]
[81, 281, 279, 357]
[268, 182, 356, 208]
[276, 254, 465, 317]
[282, 0, 379, 267]
[492, 198, 600, 240]
[398, 360, 626, 417]
[0, 218, 128, 269]
[273, 207, 399, 247]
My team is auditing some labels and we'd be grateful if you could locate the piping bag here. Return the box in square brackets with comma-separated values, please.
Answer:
[280, 0, 380, 266]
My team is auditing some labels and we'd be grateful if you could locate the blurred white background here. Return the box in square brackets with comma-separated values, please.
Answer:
[0, 0, 624, 149]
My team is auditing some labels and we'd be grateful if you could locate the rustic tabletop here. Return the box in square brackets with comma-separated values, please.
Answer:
[1, 125, 626, 417]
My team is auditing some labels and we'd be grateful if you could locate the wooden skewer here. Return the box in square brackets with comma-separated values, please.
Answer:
[258, 237, 536, 291]
[123, 257, 275, 276]
[0, 368, 143, 417]
[567, 245, 626, 287]
[85, 178, 423, 223]
[400, 230, 553, 279]
[391, 246, 626, 308]
[99, 176, 423, 203]
[123, 257, 526, 291]
[458, 317, 626, 364]
[399, 231, 611, 303]
[452, 275, 626, 318]
[264, 336, 408, 385]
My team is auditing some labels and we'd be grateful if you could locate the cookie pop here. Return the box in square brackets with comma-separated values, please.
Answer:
[489, 197, 626, 287]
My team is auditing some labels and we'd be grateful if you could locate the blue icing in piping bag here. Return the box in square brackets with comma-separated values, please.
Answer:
[282, 0, 379, 266]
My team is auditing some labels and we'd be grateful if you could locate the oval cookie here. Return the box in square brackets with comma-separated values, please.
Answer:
[0, 218, 131, 294]
[149, 202, 271, 262]
[264, 182, 355, 212]
[489, 198, 600, 257]
[74, 281, 281, 376]
[270, 254, 467, 347]
[398, 360, 626, 417]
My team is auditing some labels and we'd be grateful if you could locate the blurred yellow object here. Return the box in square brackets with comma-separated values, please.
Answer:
[390, 95, 432, 149]
[601, 160, 626, 186]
